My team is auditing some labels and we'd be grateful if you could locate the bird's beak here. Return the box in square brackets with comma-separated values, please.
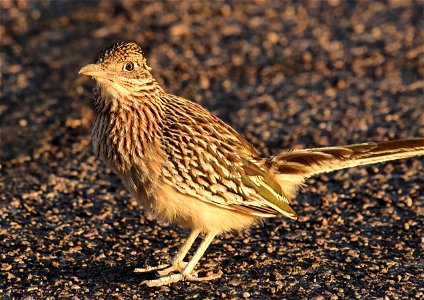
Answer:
[79, 64, 109, 79]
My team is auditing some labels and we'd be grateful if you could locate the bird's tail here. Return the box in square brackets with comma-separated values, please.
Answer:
[270, 138, 424, 179]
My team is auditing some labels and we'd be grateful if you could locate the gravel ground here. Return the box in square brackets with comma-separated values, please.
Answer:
[1, 0, 424, 299]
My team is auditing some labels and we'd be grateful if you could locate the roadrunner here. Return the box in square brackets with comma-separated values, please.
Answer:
[79, 41, 424, 286]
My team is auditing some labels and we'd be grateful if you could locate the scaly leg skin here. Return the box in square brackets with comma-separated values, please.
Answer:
[133, 229, 200, 275]
[143, 231, 222, 287]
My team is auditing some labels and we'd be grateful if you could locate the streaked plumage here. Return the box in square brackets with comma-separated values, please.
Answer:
[79, 41, 424, 286]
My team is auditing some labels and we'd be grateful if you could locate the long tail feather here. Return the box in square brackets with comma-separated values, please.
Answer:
[271, 138, 424, 179]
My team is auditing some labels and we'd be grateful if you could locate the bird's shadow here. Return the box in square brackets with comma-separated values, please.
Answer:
[43, 262, 161, 286]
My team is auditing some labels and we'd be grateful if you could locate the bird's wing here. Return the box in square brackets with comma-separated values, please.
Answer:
[161, 95, 297, 219]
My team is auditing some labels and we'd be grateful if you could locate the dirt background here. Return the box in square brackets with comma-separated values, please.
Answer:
[1, 0, 423, 299]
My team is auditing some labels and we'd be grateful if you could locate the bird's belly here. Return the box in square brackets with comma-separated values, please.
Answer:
[117, 165, 161, 211]
[155, 184, 260, 233]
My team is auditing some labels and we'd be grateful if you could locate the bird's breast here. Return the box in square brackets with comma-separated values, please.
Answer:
[91, 112, 166, 209]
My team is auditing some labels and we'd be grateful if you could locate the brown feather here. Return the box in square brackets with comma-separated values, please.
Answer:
[272, 139, 424, 178]
[81, 41, 424, 232]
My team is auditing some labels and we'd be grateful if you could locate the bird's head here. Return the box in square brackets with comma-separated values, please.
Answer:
[79, 42, 156, 100]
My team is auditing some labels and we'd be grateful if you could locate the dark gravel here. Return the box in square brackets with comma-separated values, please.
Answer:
[1, 0, 423, 299]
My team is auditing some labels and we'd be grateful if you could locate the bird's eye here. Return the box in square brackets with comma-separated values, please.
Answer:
[123, 62, 135, 71]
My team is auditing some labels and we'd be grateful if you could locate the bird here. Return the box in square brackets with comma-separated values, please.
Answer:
[79, 41, 424, 287]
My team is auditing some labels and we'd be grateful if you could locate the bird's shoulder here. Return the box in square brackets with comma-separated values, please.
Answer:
[161, 94, 257, 155]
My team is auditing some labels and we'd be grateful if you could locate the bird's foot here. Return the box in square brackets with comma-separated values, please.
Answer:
[142, 270, 223, 287]
[133, 261, 188, 276]
[142, 273, 184, 287]
[157, 262, 188, 276]
[133, 264, 169, 273]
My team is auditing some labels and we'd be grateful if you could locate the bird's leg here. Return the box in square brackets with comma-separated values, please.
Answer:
[142, 231, 222, 287]
[156, 228, 201, 275]
[133, 229, 200, 275]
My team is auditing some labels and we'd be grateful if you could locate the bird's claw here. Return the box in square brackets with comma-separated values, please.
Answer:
[133, 261, 188, 276]
[133, 264, 169, 273]
[142, 270, 223, 287]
